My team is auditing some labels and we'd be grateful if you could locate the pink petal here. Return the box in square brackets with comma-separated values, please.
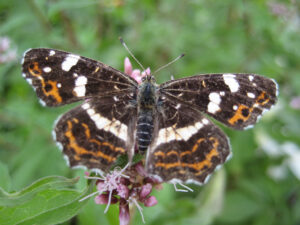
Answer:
[124, 57, 132, 75]
[119, 199, 130, 225]
[135, 162, 147, 177]
[117, 184, 129, 199]
[94, 194, 118, 205]
[131, 69, 143, 84]
[94, 194, 108, 204]
[140, 183, 152, 199]
[96, 182, 106, 191]
[141, 67, 151, 76]
[131, 69, 141, 78]
[144, 196, 158, 207]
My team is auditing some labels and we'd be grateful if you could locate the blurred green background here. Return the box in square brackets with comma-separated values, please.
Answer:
[1, 0, 300, 225]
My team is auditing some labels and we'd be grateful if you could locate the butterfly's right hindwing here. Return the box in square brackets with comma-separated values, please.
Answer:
[146, 98, 230, 184]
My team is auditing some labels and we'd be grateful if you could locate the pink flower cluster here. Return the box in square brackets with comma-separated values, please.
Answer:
[83, 162, 161, 225]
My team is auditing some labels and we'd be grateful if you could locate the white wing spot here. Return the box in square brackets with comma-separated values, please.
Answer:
[248, 75, 254, 81]
[49, 50, 55, 56]
[73, 73, 78, 77]
[207, 102, 220, 114]
[202, 118, 209, 124]
[22, 73, 26, 78]
[223, 73, 239, 92]
[39, 99, 46, 106]
[26, 78, 32, 85]
[175, 104, 181, 109]
[57, 83, 62, 88]
[74, 86, 86, 97]
[75, 76, 88, 86]
[207, 92, 221, 114]
[74, 76, 88, 97]
[113, 96, 119, 101]
[209, 92, 221, 104]
[61, 54, 80, 71]
[82, 103, 90, 110]
[253, 83, 257, 87]
[43, 67, 52, 73]
[247, 92, 255, 98]
[220, 91, 225, 96]
[87, 108, 96, 116]
[233, 105, 238, 110]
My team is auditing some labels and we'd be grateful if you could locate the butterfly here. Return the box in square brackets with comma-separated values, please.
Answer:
[22, 48, 278, 185]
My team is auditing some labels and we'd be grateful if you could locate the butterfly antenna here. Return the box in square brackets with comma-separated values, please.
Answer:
[153, 53, 185, 76]
[119, 37, 146, 72]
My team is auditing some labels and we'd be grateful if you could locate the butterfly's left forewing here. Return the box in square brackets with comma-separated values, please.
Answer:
[22, 48, 138, 106]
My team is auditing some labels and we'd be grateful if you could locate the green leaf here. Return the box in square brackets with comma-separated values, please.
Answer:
[0, 176, 94, 225]
[0, 161, 11, 192]
[217, 189, 263, 223]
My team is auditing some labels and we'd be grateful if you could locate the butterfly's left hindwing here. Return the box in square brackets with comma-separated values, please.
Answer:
[22, 48, 137, 106]
[160, 74, 278, 130]
[54, 95, 137, 173]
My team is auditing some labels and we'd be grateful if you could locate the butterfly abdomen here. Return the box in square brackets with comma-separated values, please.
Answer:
[136, 110, 154, 153]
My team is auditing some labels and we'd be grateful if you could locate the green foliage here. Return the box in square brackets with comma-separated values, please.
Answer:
[0, 176, 93, 225]
[1, 0, 300, 224]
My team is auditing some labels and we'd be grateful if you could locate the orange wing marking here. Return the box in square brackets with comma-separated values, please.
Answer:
[81, 123, 125, 153]
[228, 91, 270, 125]
[154, 138, 205, 158]
[154, 137, 219, 173]
[228, 104, 253, 125]
[64, 119, 124, 163]
[28, 62, 62, 103]
[28, 62, 42, 76]
[256, 91, 269, 106]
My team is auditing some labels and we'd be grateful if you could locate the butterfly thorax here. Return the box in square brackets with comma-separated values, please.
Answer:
[136, 75, 158, 153]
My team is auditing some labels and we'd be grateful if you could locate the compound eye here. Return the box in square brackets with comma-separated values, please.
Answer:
[142, 77, 146, 82]
[151, 76, 156, 82]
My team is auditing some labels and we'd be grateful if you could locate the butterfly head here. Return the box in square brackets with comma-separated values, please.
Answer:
[141, 74, 156, 84]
